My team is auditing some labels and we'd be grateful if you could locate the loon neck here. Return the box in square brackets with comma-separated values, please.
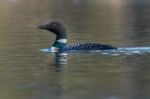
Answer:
[52, 38, 67, 52]
[51, 31, 67, 52]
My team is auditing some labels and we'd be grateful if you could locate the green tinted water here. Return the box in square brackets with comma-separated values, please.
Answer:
[0, 0, 150, 99]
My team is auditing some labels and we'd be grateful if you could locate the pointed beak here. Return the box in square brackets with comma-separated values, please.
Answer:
[37, 24, 47, 29]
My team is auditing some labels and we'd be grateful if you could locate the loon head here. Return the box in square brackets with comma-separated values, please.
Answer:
[38, 22, 67, 52]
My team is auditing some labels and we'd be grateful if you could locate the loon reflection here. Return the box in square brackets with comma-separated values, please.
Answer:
[55, 52, 67, 65]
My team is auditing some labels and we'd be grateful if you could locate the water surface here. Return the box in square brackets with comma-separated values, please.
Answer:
[0, 0, 150, 99]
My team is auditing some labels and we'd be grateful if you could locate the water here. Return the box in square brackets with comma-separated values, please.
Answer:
[0, 0, 150, 99]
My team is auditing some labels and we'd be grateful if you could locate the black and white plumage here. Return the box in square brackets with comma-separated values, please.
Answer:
[62, 43, 115, 51]
[38, 22, 116, 52]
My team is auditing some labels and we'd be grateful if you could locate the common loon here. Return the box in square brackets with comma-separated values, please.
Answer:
[38, 22, 116, 52]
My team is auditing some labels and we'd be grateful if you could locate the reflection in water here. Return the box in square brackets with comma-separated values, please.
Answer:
[55, 52, 67, 65]
[54, 52, 68, 72]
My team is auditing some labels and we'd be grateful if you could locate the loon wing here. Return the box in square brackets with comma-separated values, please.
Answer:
[62, 43, 116, 51]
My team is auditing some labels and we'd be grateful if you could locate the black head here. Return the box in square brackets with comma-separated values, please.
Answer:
[38, 22, 67, 39]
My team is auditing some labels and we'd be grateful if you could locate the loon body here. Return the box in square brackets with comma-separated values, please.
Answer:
[38, 22, 116, 52]
[62, 43, 115, 51]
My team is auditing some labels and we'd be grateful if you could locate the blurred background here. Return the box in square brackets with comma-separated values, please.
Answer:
[0, 0, 150, 99]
